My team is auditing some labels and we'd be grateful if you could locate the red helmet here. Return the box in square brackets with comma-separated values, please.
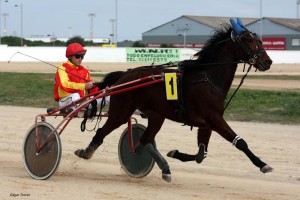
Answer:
[65, 43, 87, 58]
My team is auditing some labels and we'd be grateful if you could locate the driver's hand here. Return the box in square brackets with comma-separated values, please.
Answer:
[85, 82, 94, 90]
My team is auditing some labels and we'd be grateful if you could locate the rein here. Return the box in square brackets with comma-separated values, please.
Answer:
[80, 97, 107, 132]
[224, 64, 252, 111]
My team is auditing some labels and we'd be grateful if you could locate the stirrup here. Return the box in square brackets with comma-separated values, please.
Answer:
[46, 107, 56, 113]
[60, 107, 73, 114]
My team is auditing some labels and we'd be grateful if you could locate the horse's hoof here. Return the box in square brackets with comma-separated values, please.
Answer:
[260, 165, 274, 173]
[74, 149, 92, 159]
[167, 150, 178, 158]
[74, 145, 98, 159]
[195, 143, 207, 164]
[162, 169, 171, 182]
[162, 173, 171, 182]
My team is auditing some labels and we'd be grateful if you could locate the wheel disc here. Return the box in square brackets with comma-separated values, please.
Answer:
[118, 123, 155, 178]
[23, 122, 62, 180]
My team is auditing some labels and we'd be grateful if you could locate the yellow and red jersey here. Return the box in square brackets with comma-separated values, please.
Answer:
[53, 60, 97, 101]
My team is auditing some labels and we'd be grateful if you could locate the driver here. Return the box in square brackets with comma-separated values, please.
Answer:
[53, 42, 143, 118]
[53, 42, 108, 113]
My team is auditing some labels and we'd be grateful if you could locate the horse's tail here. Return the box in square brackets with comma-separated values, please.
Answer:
[95, 71, 125, 89]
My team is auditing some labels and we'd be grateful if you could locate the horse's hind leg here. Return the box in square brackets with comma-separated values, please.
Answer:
[139, 112, 171, 182]
[75, 102, 136, 159]
[167, 127, 211, 164]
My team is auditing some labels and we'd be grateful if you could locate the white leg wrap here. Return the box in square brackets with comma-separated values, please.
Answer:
[232, 135, 242, 146]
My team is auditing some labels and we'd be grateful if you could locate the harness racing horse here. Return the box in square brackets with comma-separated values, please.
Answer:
[75, 18, 274, 182]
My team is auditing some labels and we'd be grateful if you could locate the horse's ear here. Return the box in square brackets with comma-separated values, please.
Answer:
[230, 18, 245, 35]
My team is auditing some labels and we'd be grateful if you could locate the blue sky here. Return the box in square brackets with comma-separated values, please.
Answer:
[1, 0, 299, 41]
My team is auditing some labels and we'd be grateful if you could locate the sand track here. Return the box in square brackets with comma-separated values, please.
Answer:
[1, 62, 300, 199]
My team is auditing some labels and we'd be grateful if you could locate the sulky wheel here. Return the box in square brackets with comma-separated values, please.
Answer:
[23, 122, 62, 180]
[118, 123, 155, 178]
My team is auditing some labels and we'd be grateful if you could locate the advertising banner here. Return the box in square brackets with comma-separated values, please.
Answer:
[126, 48, 180, 63]
[262, 37, 286, 50]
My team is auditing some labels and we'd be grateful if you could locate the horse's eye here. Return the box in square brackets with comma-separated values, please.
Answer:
[245, 37, 253, 43]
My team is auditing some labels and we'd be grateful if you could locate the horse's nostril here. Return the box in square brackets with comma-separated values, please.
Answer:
[261, 59, 272, 70]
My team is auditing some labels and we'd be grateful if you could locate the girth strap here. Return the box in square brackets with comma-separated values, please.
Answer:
[174, 70, 189, 126]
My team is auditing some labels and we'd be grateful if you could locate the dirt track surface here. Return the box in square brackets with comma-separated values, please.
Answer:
[0, 62, 300, 199]
[0, 106, 300, 200]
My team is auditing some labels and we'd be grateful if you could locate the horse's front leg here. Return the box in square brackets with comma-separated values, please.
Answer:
[195, 127, 211, 163]
[232, 135, 274, 173]
[167, 127, 211, 164]
[213, 118, 274, 173]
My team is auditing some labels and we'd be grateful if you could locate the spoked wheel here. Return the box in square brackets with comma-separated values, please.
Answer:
[23, 122, 62, 180]
[118, 123, 155, 178]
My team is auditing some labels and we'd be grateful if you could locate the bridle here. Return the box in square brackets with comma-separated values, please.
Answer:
[232, 30, 266, 66]
[224, 30, 268, 110]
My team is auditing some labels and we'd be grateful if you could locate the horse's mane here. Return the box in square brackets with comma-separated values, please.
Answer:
[194, 23, 232, 63]
[178, 23, 233, 70]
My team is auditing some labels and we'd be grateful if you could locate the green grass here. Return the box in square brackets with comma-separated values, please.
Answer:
[0, 72, 104, 108]
[0, 72, 299, 124]
[224, 90, 300, 124]
[0, 73, 55, 107]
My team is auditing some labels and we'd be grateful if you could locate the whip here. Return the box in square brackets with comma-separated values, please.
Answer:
[8, 51, 89, 82]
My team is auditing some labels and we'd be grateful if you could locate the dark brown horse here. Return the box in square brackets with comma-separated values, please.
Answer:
[75, 18, 273, 182]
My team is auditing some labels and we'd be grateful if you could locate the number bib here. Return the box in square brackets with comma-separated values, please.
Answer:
[164, 73, 178, 100]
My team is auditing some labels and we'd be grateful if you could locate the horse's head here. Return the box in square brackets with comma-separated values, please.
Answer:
[230, 18, 272, 71]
